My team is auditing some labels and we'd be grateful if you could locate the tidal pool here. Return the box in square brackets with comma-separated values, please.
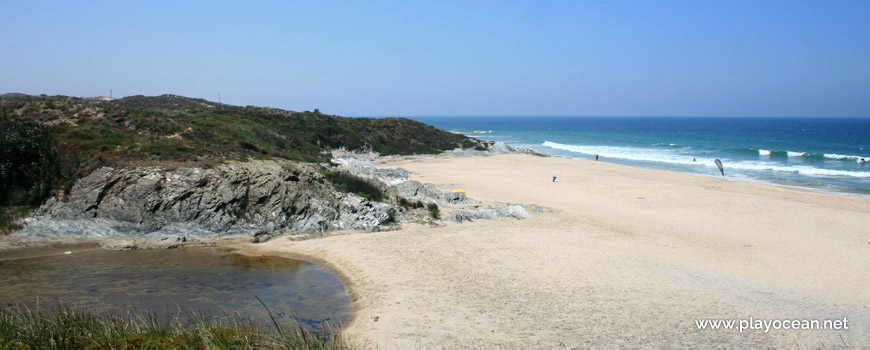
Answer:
[0, 245, 351, 337]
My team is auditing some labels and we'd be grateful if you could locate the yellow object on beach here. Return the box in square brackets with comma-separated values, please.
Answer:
[451, 189, 466, 193]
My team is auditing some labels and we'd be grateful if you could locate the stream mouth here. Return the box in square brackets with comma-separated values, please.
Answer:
[0, 245, 351, 338]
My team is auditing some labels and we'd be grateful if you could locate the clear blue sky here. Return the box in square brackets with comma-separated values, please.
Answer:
[1, 1, 868, 117]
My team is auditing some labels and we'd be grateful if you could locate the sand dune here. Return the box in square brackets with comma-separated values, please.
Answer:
[237, 154, 870, 347]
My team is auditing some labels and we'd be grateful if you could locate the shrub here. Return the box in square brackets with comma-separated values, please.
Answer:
[426, 203, 439, 219]
[397, 197, 424, 209]
[385, 208, 396, 223]
[0, 206, 29, 235]
[0, 117, 61, 207]
[324, 171, 384, 201]
[141, 139, 193, 159]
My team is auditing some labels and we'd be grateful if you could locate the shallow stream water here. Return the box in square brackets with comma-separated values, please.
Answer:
[0, 245, 351, 337]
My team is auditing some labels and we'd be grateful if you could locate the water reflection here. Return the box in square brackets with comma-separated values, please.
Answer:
[0, 246, 350, 337]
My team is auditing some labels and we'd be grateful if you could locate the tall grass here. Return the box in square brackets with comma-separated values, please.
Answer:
[324, 171, 384, 201]
[0, 205, 29, 235]
[0, 303, 348, 349]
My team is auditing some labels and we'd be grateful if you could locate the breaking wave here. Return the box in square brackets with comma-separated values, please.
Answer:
[450, 130, 492, 134]
[542, 141, 870, 178]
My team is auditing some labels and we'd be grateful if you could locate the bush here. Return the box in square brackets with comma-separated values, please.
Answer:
[385, 208, 397, 223]
[426, 203, 439, 219]
[0, 117, 61, 207]
[324, 171, 384, 201]
[141, 139, 193, 159]
[397, 197, 424, 209]
[0, 206, 30, 234]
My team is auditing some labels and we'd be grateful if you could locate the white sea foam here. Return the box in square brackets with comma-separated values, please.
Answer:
[543, 141, 706, 166]
[451, 130, 492, 134]
[542, 141, 870, 179]
[786, 151, 806, 157]
[758, 149, 771, 156]
[824, 153, 867, 163]
[727, 162, 870, 178]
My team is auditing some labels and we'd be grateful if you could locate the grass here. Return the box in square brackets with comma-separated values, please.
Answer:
[0, 206, 30, 234]
[0, 303, 348, 350]
[396, 197, 424, 209]
[395, 197, 439, 218]
[324, 171, 385, 201]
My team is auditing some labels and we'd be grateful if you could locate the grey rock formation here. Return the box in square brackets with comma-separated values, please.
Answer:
[15, 148, 555, 248]
[332, 154, 411, 183]
[442, 190, 467, 203]
[390, 180, 443, 204]
[441, 142, 551, 157]
[446, 205, 531, 223]
[17, 160, 392, 240]
[489, 141, 551, 157]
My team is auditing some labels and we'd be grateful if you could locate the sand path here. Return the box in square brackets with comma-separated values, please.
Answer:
[236, 154, 870, 347]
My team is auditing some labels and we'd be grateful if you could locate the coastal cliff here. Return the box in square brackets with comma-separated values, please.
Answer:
[2, 94, 543, 246]
[19, 160, 390, 241]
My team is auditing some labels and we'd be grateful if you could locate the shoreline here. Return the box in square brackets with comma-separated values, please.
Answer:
[241, 153, 870, 346]
[4, 153, 869, 346]
[517, 147, 870, 198]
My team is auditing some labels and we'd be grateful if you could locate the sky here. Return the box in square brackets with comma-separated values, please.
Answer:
[1, 1, 869, 117]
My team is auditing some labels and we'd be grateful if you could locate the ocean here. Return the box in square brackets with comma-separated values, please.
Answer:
[406, 116, 870, 196]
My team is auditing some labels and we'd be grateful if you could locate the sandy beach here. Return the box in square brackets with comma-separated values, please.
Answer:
[235, 154, 870, 347]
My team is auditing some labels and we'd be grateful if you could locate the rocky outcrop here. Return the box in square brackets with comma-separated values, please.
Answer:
[448, 205, 531, 223]
[390, 180, 443, 204]
[488, 142, 551, 157]
[440, 141, 551, 158]
[330, 152, 411, 184]
[17, 160, 392, 240]
[15, 149, 555, 248]
[331, 153, 558, 225]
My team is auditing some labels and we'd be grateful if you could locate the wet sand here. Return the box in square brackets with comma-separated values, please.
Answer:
[235, 154, 870, 347]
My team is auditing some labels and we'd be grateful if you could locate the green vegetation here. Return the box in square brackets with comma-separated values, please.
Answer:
[0, 304, 345, 349]
[0, 93, 487, 213]
[0, 117, 63, 207]
[396, 196, 424, 209]
[0, 206, 30, 235]
[385, 208, 397, 223]
[324, 171, 384, 201]
[0, 117, 73, 233]
[426, 203, 440, 219]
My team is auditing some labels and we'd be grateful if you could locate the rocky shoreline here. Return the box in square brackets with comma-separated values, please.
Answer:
[5, 142, 553, 250]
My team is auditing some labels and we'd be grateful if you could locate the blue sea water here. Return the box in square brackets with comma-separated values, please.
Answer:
[407, 116, 870, 196]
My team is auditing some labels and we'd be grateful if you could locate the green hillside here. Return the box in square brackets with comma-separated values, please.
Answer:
[0, 93, 486, 213]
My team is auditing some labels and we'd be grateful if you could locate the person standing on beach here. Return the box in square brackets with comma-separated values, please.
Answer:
[595, 155, 599, 161]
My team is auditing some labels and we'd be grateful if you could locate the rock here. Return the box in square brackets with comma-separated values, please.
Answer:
[251, 230, 272, 243]
[443, 191, 467, 203]
[101, 239, 138, 250]
[448, 205, 531, 222]
[490, 141, 551, 157]
[390, 180, 442, 204]
[503, 205, 532, 219]
[449, 210, 475, 223]
[489, 141, 516, 153]
[16, 159, 394, 240]
[331, 153, 411, 184]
